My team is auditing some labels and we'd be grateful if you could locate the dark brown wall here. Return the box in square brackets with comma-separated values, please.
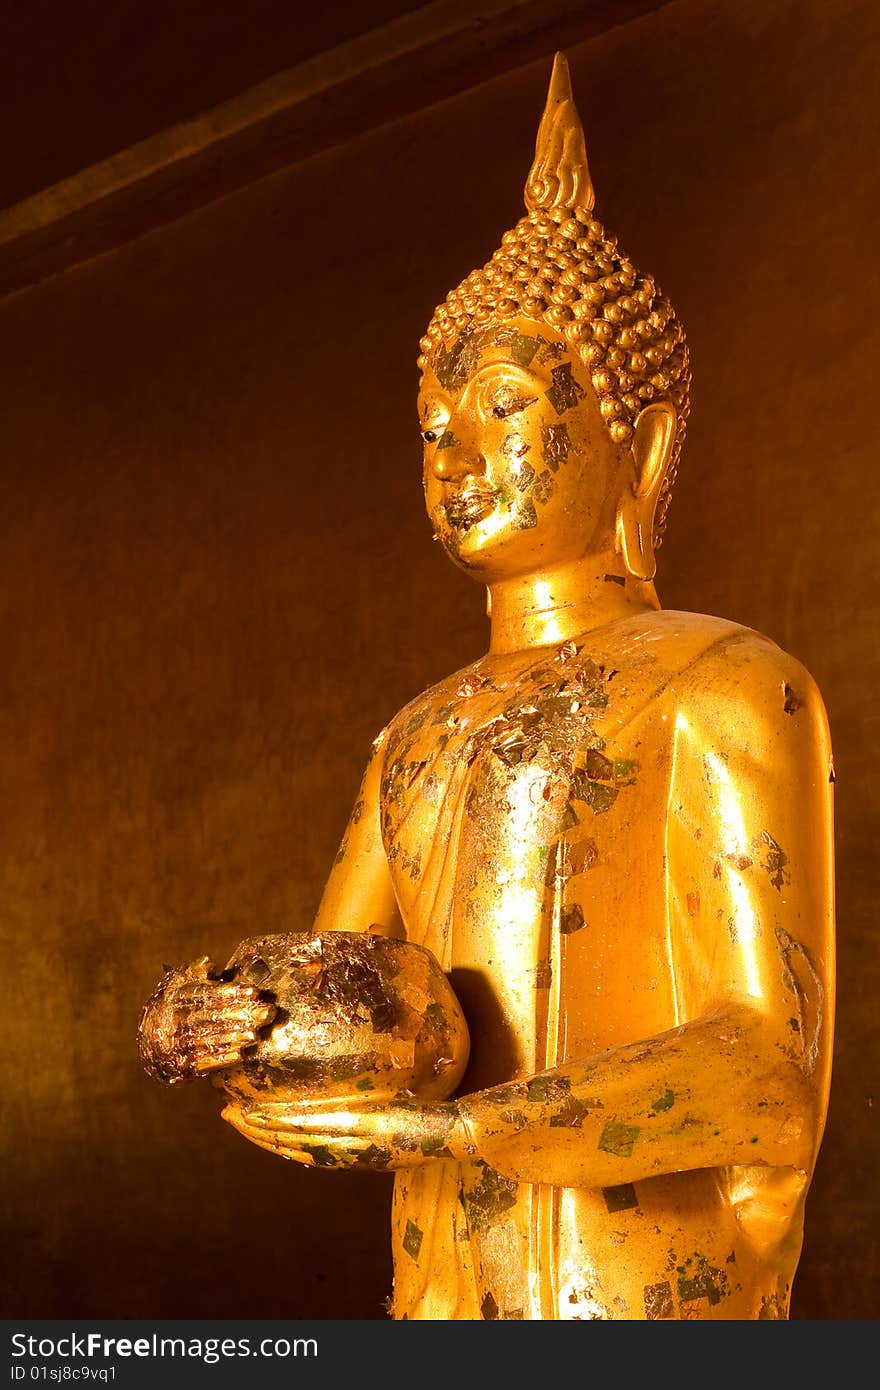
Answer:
[0, 0, 421, 205]
[2, 0, 877, 1318]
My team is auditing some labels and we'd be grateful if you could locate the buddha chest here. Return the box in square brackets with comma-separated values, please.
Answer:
[379, 637, 681, 1086]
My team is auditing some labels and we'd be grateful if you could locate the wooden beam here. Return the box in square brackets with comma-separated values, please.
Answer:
[0, 0, 671, 300]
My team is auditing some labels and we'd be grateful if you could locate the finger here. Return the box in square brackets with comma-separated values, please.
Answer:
[176, 985, 273, 1013]
[185, 956, 218, 981]
[190, 1025, 259, 1053]
[206, 982, 270, 1002]
[252, 1095, 379, 1120]
[185, 1001, 275, 1030]
[281, 1134, 373, 1165]
[223, 1106, 377, 1167]
[176, 1028, 253, 1061]
[176, 999, 275, 1031]
[247, 1105, 368, 1137]
[193, 1048, 249, 1075]
[191, 1017, 268, 1049]
[222, 1106, 320, 1166]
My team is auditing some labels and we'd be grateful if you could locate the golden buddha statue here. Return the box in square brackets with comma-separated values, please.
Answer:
[138, 54, 834, 1321]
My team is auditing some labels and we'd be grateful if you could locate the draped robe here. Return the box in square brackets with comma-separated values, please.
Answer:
[375, 611, 827, 1320]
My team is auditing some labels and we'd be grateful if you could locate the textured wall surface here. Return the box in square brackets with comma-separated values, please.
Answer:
[1, 0, 877, 1318]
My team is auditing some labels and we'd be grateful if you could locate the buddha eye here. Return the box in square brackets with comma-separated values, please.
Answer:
[489, 390, 537, 420]
[420, 407, 449, 443]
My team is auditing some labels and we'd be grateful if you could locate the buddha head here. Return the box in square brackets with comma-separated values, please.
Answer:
[418, 54, 690, 587]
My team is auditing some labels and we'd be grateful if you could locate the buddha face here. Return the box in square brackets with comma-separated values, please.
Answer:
[419, 317, 623, 583]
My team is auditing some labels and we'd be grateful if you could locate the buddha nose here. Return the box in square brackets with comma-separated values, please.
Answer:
[431, 428, 485, 482]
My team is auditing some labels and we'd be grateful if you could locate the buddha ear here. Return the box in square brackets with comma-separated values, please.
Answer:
[614, 400, 677, 582]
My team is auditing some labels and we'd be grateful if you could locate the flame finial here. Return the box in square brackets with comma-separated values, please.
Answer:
[525, 52, 594, 214]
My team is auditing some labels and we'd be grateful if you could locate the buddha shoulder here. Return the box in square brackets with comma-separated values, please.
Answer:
[380, 663, 482, 756]
[616, 608, 830, 754]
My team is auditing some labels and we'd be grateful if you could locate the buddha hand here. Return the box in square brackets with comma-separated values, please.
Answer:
[221, 1095, 468, 1170]
[137, 954, 277, 1085]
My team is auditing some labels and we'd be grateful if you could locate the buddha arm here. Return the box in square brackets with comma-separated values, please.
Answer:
[309, 730, 403, 939]
[448, 1000, 815, 1186]
[444, 638, 835, 1189]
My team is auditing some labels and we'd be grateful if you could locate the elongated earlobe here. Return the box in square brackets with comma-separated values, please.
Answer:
[615, 401, 677, 581]
[616, 509, 655, 582]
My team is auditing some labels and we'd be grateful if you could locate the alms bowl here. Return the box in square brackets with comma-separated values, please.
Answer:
[215, 930, 469, 1106]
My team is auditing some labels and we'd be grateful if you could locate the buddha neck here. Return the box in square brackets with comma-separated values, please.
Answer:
[487, 555, 660, 655]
